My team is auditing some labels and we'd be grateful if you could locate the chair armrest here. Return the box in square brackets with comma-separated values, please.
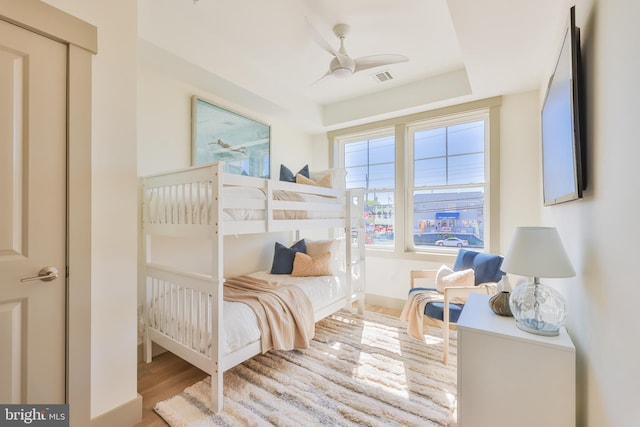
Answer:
[443, 283, 497, 301]
[442, 285, 490, 300]
[410, 270, 438, 279]
[410, 269, 439, 288]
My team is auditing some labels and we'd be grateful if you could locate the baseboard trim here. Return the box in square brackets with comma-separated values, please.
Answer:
[91, 394, 142, 427]
[365, 293, 406, 311]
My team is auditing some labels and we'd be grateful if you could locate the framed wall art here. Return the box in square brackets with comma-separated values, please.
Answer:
[191, 95, 270, 177]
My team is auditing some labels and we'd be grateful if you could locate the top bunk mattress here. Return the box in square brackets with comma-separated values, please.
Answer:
[143, 179, 347, 232]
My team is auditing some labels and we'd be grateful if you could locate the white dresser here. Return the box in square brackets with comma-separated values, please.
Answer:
[457, 293, 575, 427]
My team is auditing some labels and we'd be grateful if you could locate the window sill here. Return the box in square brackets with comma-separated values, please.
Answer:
[365, 247, 459, 264]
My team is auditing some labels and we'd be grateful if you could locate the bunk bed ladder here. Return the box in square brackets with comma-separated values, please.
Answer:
[346, 189, 366, 314]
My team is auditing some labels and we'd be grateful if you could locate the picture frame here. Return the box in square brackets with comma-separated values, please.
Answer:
[191, 95, 270, 178]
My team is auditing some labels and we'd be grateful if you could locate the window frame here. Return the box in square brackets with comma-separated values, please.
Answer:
[406, 110, 490, 254]
[328, 97, 502, 260]
[335, 127, 397, 251]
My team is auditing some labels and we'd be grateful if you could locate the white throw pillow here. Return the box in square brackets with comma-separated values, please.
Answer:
[435, 264, 475, 293]
[305, 238, 341, 274]
[309, 168, 347, 189]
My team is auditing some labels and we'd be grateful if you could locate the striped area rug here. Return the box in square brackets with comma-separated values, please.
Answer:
[155, 310, 457, 426]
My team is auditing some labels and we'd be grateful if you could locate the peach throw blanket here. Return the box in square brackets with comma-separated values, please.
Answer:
[224, 275, 314, 353]
[400, 289, 445, 340]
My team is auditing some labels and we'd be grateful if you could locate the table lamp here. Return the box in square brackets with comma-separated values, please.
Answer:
[501, 227, 575, 336]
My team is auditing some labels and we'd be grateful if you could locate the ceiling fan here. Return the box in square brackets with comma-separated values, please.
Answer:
[307, 20, 409, 81]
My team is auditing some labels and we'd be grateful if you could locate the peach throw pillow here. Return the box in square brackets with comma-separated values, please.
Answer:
[296, 173, 332, 188]
[291, 252, 332, 277]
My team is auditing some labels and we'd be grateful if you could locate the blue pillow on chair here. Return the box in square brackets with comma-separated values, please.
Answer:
[452, 248, 504, 285]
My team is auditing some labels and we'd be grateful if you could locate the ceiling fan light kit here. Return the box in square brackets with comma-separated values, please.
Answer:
[330, 59, 355, 78]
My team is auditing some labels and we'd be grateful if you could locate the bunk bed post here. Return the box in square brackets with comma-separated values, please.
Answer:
[357, 189, 366, 314]
[346, 189, 366, 314]
[210, 162, 225, 412]
[265, 179, 274, 232]
[142, 261, 153, 363]
[140, 179, 153, 364]
[345, 191, 353, 312]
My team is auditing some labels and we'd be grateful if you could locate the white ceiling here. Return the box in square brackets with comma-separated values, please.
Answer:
[138, 0, 572, 133]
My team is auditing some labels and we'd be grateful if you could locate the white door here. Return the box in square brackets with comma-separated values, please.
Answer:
[0, 20, 67, 403]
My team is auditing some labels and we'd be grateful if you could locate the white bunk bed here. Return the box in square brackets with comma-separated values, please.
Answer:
[140, 162, 366, 412]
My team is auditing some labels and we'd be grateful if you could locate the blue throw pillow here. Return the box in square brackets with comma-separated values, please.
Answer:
[279, 164, 309, 182]
[270, 240, 307, 274]
[452, 248, 504, 285]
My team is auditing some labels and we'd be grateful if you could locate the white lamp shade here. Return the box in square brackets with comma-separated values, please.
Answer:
[502, 227, 575, 278]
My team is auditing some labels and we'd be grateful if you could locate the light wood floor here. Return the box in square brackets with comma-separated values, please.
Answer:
[134, 304, 401, 426]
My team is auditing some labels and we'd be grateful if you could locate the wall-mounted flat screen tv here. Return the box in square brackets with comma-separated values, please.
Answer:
[541, 6, 587, 206]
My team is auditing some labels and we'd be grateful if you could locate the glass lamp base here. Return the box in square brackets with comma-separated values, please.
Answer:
[515, 319, 559, 336]
[509, 280, 567, 336]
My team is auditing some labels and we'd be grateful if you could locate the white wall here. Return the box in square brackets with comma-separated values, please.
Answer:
[545, 1, 640, 425]
[42, 0, 139, 420]
[498, 91, 542, 249]
[137, 62, 315, 178]
[136, 65, 192, 174]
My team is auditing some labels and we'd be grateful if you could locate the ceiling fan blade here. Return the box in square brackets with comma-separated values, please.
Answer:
[310, 69, 332, 85]
[306, 18, 351, 68]
[353, 54, 409, 73]
[306, 17, 338, 57]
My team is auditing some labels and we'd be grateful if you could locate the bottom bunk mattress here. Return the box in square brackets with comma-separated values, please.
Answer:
[146, 271, 346, 357]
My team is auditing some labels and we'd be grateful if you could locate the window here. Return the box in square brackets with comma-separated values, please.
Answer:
[329, 98, 500, 257]
[342, 130, 395, 247]
[410, 116, 488, 251]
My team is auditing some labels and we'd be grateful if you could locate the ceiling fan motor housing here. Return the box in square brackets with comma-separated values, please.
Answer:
[330, 56, 355, 78]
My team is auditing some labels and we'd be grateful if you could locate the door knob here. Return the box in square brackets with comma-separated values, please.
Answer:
[20, 266, 59, 283]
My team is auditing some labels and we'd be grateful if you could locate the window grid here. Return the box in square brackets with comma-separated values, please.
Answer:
[409, 115, 489, 252]
[330, 102, 497, 258]
[342, 131, 396, 248]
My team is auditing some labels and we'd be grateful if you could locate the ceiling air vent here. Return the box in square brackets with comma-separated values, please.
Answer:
[372, 70, 394, 83]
